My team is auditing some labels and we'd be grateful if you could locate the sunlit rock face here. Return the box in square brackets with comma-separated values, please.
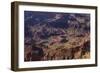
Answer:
[24, 11, 90, 61]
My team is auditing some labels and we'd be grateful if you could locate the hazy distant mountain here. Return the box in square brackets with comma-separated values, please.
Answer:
[24, 11, 90, 44]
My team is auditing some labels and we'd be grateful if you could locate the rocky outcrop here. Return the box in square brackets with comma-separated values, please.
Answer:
[24, 37, 90, 61]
